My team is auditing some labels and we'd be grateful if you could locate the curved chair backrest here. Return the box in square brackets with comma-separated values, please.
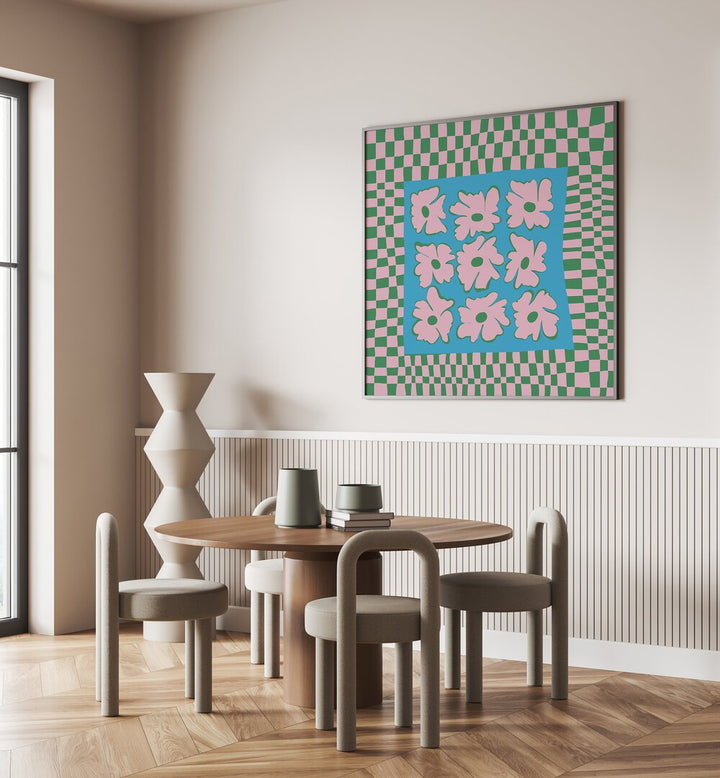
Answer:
[526, 507, 568, 609]
[96, 511, 119, 596]
[252, 497, 277, 517]
[250, 497, 277, 563]
[337, 529, 440, 721]
[252, 495, 325, 516]
[95, 512, 119, 713]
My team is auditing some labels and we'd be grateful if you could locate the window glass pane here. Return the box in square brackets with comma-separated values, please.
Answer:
[0, 96, 10, 264]
[0, 268, 11, 449]
[0, 453, 11, 619]
[11, 267, 15, 449]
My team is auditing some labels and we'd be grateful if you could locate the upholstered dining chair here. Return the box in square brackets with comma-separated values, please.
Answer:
[95, 512, 228, 716]
[245, 497, 283, 677]
[305, 529, 440, 752]
[440, 507, 568, 703]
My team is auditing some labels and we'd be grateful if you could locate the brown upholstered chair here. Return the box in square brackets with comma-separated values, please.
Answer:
[304, 529, 440, 752]
[440, 507, 568, 703]
[95, 512, 228, 716]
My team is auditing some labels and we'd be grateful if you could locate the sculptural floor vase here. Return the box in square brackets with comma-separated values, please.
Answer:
[144, 372, 215, 642]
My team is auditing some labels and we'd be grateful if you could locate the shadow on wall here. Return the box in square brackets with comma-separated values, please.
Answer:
[239, 382, 316, 432]
[227, 382, 324, 512]
[140, 377, 317, 431]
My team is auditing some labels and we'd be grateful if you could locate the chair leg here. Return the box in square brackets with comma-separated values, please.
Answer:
[527, 609, 543, 687]
[420, 620, 440, 748]
[337, 632, 356, 752]
[185, 620, 195, 698]
[95, 528, 102, 703]
[444, 607, 461, 689]
[194, 618, 212, 713]
[250, 589, 264, 665]
[395, 642, 413, 727]
[100, 616, 118, 716]
[551, 598, 569, 700]
[315, 638, 334, 730]
[96, 623, 103, 704]
[100, 552, 119, 717]
[465, 610, 483, 704]
[264, 593, 281, 678]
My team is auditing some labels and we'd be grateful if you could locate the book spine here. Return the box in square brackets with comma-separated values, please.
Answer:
[326, 510, 395, 521]
[326, 519, 391, 529]
[327, 523, 392, 532]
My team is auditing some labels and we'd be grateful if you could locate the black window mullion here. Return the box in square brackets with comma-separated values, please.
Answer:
[0, 75, 27, 636]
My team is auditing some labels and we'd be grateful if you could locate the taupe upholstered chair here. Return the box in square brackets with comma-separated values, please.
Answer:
[95, 512, 228, 716]
[245, 496, 283, 678]
[305, 529, 440, 752]
[440, 507, 568, 703]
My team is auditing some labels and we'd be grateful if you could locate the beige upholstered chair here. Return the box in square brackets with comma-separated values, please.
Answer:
[95, 512, 228, 716]
[440, 507, 568, 703]
[305, 529, 440, 752]
[245, 497, 283, 677]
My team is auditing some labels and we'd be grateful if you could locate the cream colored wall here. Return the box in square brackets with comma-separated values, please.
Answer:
[8, 0, 715, 632]
[1, 0, 139, 633]
[138, 0, 720, 438]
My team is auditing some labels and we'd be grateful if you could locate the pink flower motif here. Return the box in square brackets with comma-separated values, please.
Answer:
[412, 286, 454, 344]
[457, 236, 504, 292]
[506, 179, 553, 229]
[449, 187, 500, 240]
[457, 293, 509, 343]
[410, 186, 447, 235]
[504, 234, 547, 289]
[414, 243, 454, 288]
[512, 290, 559, 340]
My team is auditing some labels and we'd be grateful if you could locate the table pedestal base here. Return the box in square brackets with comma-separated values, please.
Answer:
[283, 550, 382, 709]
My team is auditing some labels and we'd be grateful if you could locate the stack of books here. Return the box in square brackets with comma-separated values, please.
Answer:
[326, 509, 394, 531]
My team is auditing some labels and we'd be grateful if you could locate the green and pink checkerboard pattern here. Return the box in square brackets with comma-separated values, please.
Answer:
[364, 103, 616, 398]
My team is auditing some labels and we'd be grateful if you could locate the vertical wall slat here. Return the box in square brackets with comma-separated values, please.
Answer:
[708, 448, 718, 651]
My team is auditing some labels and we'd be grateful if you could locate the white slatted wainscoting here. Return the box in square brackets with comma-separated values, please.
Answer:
[135, 431, 720, 677]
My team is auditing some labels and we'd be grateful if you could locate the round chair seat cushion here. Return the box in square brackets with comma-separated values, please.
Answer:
[305, 595, 420, 644]
[244, 558, 283, 595]
[119, 578, 228, 622]
[440, 571, 551, 613]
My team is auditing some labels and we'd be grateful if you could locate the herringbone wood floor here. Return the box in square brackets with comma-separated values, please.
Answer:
[1, 624, 719, 777]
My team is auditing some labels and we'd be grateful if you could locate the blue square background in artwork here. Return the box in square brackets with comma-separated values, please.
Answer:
[403, 168, 572, 355]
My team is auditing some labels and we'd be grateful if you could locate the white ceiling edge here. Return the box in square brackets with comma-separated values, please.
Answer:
[52, 0, 282, 24]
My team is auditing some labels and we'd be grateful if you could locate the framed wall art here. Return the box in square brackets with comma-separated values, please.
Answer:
[363, 101, 617, 398]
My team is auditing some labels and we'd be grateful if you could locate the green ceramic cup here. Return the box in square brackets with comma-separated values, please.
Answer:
[334, 483, 383, 512]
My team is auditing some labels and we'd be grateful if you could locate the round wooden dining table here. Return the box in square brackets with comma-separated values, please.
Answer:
[154, 514, 513, 708]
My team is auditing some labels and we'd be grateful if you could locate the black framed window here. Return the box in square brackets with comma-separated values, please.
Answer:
[0, 76, 28, 637]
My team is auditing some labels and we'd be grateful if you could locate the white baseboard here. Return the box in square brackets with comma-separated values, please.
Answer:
[218, 610, 720, 682]
[454, 627, 720, 683]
